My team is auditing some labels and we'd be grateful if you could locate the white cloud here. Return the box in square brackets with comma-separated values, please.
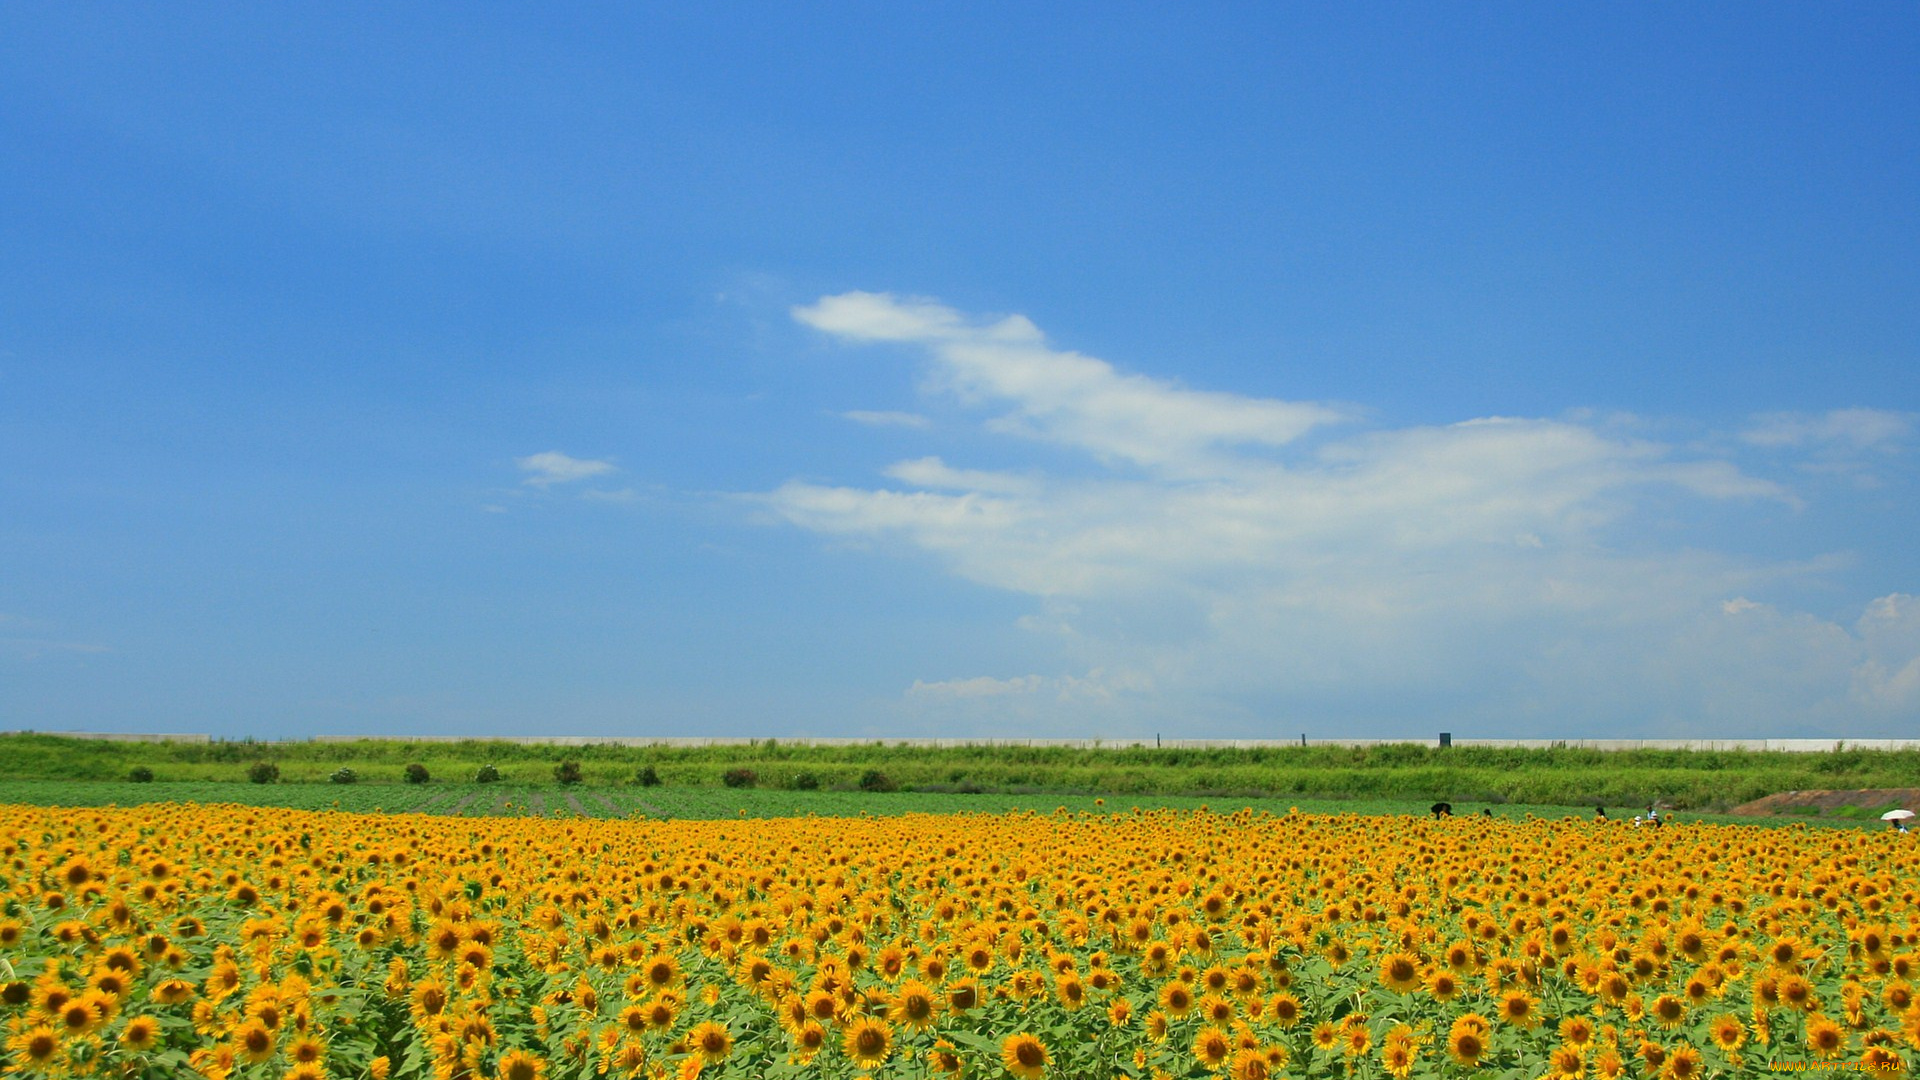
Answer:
[796, 292, 1348, 472]
[840, 410, 932, 429]
[516, 451, 617, 487]
[1853, 594, 1920, 711]
[908, 674, 1046, 699]
[908, 668, 1152, 703]
[883, 457, 1037, 496]
[766, 292, 1918, 734]
[1742, 409, 1913, 451]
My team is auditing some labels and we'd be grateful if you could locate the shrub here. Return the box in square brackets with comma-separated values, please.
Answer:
[403, 763, 430, 784]
[859, 769, 897, 793]
[553, 760, 584, 785]
[474, 763, 501, 784]
[247, 762, 280, 785]
[635, 765, 661, 787]
[722, 768, 757, 789]
[791, 771, 821, 791]
[128, 766, 154, 783]
[330, 767, 358, 784]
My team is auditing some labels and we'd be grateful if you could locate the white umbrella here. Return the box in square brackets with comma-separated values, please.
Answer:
[1882, 809, 1915, 821]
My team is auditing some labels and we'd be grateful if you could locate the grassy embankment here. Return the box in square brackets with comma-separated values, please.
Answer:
[3, 732, 1916, 812]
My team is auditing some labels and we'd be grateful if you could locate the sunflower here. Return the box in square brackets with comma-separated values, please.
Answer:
[119, 1014, 162, 1051]
[410, 980, 449, 1022]
[1661, 1045, 1703, 1080]
[1311, 1022, 1340, 1052]
[944, 979, 980, 1013]
[1449, 1015, 1490, 1067]
[1781, 974, 1816, 1011]
[889, 980, 937, 1031]
[1805, 1015, 1846, 1059]
[8, 1025, 61, 1067]
[1159, 980, 1195, 1017]
[1343, 1022, 1373, 1057]
[58, 996, 103, 1034]
[1547, 1046, 1584, 1077]
[1558, 1015, 1594, 1049]
[1707, 1013, 1745, 1052]
[842, 1016, 892, 1067]
[928, 1040, 963, 1076]
[688, 1020, 732, 1064]
[1863, 1047, 1904, 1073]
[495, 1049, 547, 1080]
[1001, 1032, 1049, 1080]
[1054, 973, 1086, 1010]
[1192, 1026, 1233, 1070]
[287, 1034, 327, 1064]
[1381, 1040, 1415, 1079]
[792, 1021, 827, 1061]
[1497, 989, 1540, 1028]
[234, 1019, 276, 1064]
[1225, 1046, 1270, 1080]
[803, 987, 840, 1023]
[1378, 952, 1421, 993]
[1650, 993, 1686, 1029]
[642, 955, 681, 991]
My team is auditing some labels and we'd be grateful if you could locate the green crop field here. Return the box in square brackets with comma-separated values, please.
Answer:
[5, 731, 1920, 811]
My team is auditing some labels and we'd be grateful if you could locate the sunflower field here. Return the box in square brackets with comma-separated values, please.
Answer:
[0, 803, 1912, 1080]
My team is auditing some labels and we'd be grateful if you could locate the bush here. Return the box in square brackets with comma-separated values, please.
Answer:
[722, 768, 757, 789]
[791, 771, 820, 791]
[553, 760, 583, 785]
[635, 765, 661, 787]
[403, 763, 430, 784]
[859, 769, 897, 793]
[128, 766, 154, 783]
[247, 762, 280, 785]
[474, 763, 501, 784]
[330, 767, 358, 784]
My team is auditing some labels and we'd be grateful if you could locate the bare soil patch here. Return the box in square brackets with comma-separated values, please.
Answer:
[1728, 788, 1920, 817]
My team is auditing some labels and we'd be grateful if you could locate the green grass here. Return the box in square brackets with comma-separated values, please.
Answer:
[0, 778, 1879, 829]
[7, 732, 1920, 810]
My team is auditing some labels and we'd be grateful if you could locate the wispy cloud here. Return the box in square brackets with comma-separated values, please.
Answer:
[796, 292, 1348, 473]
[0, 638, 111, 662]
[766, 291, 1917, 734]
[1742, 408, 1913, 451]
[908, 668, 1151, 702]
[516, 450, 617, 487]
[840, 409, 931, 429]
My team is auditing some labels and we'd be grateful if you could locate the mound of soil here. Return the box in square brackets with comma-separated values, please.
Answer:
[1728, 788, 1920, 817]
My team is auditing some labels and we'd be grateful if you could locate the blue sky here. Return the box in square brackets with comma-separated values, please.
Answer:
[2, 4, 1916, 739]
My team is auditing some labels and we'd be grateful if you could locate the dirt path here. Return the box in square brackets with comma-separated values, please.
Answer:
[587, 792, 621, 817]
[445, 791, 483, 816]
[1728, 788, 1920, 816]
[405, 790, 450, 813]
[527, 792, 546, 816]
[564, 792, 587, 816]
